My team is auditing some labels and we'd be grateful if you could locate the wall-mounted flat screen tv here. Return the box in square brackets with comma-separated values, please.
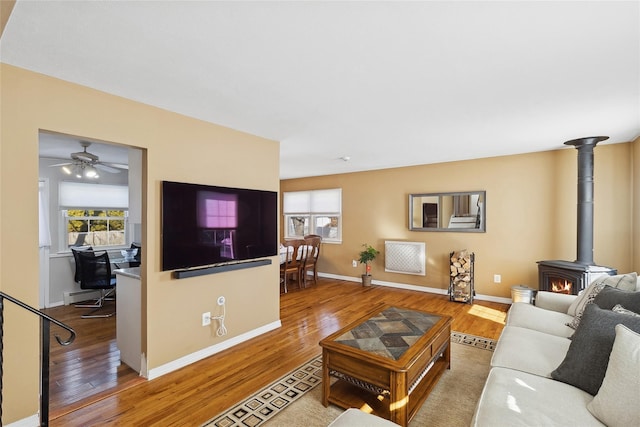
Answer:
[162, 180, 278, 271]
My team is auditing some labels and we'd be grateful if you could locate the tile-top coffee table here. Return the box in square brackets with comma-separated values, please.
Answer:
[320, 304, 452, 427]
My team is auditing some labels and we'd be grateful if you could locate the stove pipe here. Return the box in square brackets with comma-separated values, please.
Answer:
[563, 136, 609, 265]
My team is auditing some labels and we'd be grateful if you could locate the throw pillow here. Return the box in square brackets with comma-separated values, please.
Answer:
[612, 304, 640, 317]
[594, 271, 637, 291]
[587, 325, 640, 427]
[566, 272, 638, 329]
[551, 303, 640, 395]
[594, 285, 640, 313]
[566, 282, 606, 329]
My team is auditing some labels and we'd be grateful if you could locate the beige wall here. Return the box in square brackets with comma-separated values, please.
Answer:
[633, 137, 640, 270]
[281, 142, 635, 299]
[0, 64, 280, 423]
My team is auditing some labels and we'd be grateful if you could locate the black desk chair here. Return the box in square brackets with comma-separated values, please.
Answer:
[129, 242, 141, 267]
[75, 250, 117, 318]
[71, 246, 93, 284]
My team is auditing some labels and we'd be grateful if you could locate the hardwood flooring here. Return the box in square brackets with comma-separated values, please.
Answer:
[43, 278, 509, 426]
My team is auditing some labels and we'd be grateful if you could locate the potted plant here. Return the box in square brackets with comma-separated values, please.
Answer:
[358, 243, 380, 287]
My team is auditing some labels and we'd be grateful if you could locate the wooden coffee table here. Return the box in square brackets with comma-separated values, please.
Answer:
[319, 304, 452, 426]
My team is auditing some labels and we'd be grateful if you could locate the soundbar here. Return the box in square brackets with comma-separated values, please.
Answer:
[172, 259, 272, 279]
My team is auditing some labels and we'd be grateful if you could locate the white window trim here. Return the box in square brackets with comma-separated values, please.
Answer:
[283, 189, 342, 243]
[58, 182, 131, 252]
[60, 209, 130, 252]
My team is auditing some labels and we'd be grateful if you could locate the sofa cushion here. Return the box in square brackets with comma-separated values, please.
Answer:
[594, 285, 640, 313]
[587, 325, 640, 427]
[566, 273, 638, 330]
[471, 367, 604, 427]
[551, 304, 640, 395]
[506, 302, 575, 338]
[567, 272, 637, 316]
[491, 326, 570, 378]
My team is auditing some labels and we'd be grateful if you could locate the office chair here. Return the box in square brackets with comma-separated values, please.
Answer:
[75, 250, 117, 318]
[129, 242, 142, 267]
[71, 246, 93, 284]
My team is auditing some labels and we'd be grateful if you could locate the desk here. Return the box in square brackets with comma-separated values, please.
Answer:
[110, 257, 139, 269]
[115, 267, 142, 374]
[320, 304, 452, 426]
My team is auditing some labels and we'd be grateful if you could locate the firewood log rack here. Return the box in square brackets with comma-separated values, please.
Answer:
[449, 251, 475, 304]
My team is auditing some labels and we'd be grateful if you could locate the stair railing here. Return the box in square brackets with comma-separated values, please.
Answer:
[0, 291, 76, 427]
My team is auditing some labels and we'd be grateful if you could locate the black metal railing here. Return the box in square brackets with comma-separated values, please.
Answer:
[0, 292, 76, 427]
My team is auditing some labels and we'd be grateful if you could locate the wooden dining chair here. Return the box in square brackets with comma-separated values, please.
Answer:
[280, 239, 308, 293]
[302, 235, 322, 286]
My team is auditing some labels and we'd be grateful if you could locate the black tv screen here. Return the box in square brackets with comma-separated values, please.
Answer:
[161, 181, 278, 271]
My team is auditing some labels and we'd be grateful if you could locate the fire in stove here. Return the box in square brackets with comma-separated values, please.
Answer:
[550, 278, 573, 294]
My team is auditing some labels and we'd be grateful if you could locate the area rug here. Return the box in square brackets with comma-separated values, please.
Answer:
[203, 332, 495, 427]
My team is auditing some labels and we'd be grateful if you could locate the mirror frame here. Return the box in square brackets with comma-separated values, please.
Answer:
[409, 191, 486, 232]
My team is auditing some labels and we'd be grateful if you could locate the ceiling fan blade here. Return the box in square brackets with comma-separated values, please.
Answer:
[49, 162, 73, 167]
[101, 162, 129, 170]
[95, 163, 122, 173]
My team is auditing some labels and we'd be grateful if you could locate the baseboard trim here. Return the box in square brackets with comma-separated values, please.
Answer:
[146, 320, 282, 380]
[318, 272, 512, 304]
[5, 413, 39, 427]
[63, 289, 101, 305]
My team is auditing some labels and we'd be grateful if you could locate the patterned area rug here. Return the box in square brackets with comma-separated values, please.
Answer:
[202, 331, 496, 427]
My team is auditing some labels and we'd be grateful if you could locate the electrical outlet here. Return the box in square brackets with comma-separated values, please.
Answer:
[493, 274, 502, 283]
[202, 312, 211, 326]
[352, 260, 358, 268]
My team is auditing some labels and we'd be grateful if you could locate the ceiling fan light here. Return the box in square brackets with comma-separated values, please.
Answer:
[84, 165, 99, 178]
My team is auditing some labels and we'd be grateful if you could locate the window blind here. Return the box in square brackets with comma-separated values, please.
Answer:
[283, 188, 341, 214]
[59, 182, 129, 208]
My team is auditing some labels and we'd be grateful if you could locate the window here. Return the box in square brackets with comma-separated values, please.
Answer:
[64, 209, 127, 248]
[283, 188, 342, 243]
[197, 191, 238, 258]
[59, 182, 129, 250]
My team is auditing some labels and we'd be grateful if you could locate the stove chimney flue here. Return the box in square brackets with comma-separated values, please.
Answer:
[563, 136, 609, 265]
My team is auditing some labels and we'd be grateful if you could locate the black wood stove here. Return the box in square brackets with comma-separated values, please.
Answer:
[537, 137, 616, 295]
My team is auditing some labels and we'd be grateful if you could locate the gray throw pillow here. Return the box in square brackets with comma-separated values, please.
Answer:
[612, 304, 640, 317]
[565, 272, 637, 329]
[594, 285, 640, 313]
[551, 303, 640, 395]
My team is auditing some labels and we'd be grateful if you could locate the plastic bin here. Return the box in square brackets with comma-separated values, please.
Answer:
[511, 285, 535, 304]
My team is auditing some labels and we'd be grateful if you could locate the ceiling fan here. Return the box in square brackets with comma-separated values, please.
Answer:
[50, 141, 128, 179]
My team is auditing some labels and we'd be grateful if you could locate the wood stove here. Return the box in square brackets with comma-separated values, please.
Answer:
[538, 260, 615, 295]
[537, 137, 616, 295]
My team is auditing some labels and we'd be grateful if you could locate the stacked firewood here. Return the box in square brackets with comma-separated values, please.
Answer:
[450, 250, 472, 301]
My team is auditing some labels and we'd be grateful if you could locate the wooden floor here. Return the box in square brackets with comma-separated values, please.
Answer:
[44, 278, 509, 426]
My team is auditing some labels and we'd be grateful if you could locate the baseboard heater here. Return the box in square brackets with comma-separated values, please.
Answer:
[173, 259, 272, 279]
[63, 289, 101, 305]
[384, 241, 426, 276]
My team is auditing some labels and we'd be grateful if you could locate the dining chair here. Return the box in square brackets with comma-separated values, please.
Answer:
[280, 239, 308, 293]
[302, 235, 322, 286]
[75, 250, 117, 318]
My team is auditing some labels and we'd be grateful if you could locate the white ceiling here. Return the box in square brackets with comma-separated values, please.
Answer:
[38, 132, 130, 166]
[2, 1, 639, 179]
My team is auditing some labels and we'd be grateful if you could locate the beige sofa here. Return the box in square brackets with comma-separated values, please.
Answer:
[471, 275, 640, 427]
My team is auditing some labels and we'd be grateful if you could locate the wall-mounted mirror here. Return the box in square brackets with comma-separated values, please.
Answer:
[409, 191, 486, 232]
